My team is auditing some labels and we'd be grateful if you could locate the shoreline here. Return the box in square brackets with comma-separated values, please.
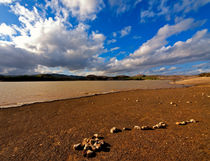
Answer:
[0, 80, 189, 109]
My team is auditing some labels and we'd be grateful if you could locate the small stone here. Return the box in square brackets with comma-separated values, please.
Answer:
[153, 122, 167, 129]
[98, 140, 105, 145]
[86, 150, 95, 158]
[110, 127, 120, 133]
[84, 144, 92, 151]
[186, 101, 191, 104]
[93, 134, 99, 138]
[82, 138, 88, 146]
[136, 99, 139, 102]
[93, 143, 102, 151]
[176, 121, 187, 125]
[189, 119, 196, 123]
[141, 126, 153, 130]
[134, 126, 141, 130]
[73, 143, 82, 150]
[170, 102, 177, 106]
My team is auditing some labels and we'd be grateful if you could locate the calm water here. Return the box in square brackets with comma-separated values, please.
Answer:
[0, 80, 185, 108]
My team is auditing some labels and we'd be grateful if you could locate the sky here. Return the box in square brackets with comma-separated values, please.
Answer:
[0, 0, 210, 76]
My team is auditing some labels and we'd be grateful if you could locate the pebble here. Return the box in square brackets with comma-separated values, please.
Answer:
[170, 102, 177, 106]
[73, 143, 82, 150]
[85, 150, 95, 158]
[110, 127, 120, 133]
[93, 134, 99, 138]
[176, 121, 187, 125]
[176, 119, 197, 125]
[186, 101, 192, 104]
[153, 122, 167, 129]
[134, 126, 141, 130]
[189, 119, 196, 123]
[141, 126, 153, 130]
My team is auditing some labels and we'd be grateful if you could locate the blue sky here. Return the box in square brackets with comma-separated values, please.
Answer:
[0, 0, 209, 76]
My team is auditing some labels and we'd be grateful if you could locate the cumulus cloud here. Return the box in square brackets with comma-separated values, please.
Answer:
[0, 0, 12, 4]
[105, 19, 210, 74]
[61, 0, 104, 20]
[108, 0, 142, 14]
[0, 23, 16, 37]
[140, 0, 210, 22]
[120, 26, 132, 37]
[0, 3, 106, 75]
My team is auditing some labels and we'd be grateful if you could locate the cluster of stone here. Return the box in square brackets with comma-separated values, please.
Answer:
[176, 119, 196, 125]
[73, 134, 106, 158]
[152, 122, 167, 129]
[140, 122, 167, 130]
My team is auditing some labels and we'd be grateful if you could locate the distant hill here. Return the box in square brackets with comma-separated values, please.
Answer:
[199, 73, 210, 77]
[0, 74, 85, 81]
[0, 73, 203, 81]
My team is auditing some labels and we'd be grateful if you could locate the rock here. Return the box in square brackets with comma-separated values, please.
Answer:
[84, 144, 92, 151]
[73, 143, 82, 150]
[93, 143, 102, 151]
[170, 102, 177, 106]
[83, 150, 95, 158]
[189, 119, 196, 123]
[110, 127, 120, 133]
[153, 122, 167, 129]
[176, 121, 187, 125]
[82, 138, 89, 146]
[134, 126, 141, 130]
[186, 101, 192, 104]
[141, 126, 153, 130]
[86, 150, 95, 157]
[98, 140, 105, 146]
[93, 134, 99, 138]
[136, 99, 140, 102]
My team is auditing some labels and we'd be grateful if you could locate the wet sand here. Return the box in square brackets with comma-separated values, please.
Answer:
[0, 83, 210, 161]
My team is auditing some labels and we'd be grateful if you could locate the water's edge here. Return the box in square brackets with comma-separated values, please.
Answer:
[0, 81, 190, 109]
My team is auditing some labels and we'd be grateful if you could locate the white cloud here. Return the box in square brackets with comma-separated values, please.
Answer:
[112, 32, 117, 37]
[140, 0, 210, 22]
[0, 3, 106, 75]
[108, 0, 142, 14]
[105, 19, 210, 74]
[107, 39, 116, 44]
[0, 23, 16, 37]
[169, 66, 176, 70]
[61, 0, 104, 20]
[0, 0, 12, 4]
[110, 47, 120, 52]
[120, 26, 131, 37]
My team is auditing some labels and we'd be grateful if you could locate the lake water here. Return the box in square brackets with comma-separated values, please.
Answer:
[0, 80, 185, 108]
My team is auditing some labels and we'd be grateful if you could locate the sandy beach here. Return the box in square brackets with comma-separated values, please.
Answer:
[0, 79, 209, 161]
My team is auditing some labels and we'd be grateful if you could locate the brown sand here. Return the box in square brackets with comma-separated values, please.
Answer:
[175, 77, 210, 86]
[0, 84, 210, 161]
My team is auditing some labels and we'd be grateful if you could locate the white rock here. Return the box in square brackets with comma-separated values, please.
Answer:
[134, 126, 141, 130]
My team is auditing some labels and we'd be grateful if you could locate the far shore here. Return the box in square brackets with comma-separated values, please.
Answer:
[0, 77, 209, 161]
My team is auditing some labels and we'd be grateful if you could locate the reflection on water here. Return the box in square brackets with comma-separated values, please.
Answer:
[0, 80, 185, 108]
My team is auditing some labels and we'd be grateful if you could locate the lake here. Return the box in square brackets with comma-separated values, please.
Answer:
[0, 80, 185, 108]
